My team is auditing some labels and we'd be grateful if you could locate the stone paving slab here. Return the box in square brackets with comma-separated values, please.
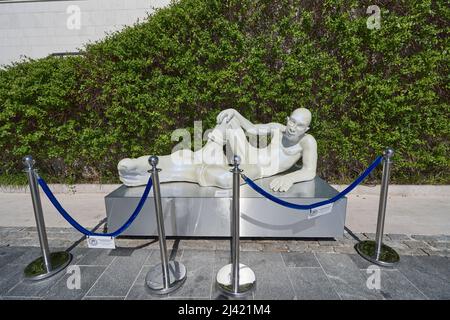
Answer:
[287, 268, 340, 300]
[76, 249, 116, 266]
[1, 240, 450, 300]
[0, 264, 25, 295]
[83, 296, 125, 300]
[2, 296, 43, 300]
[245, 252, 296, 300]
[396, 255, 450, 300]
[0, 247, 27, 269]
[347, 254, 373, 270]
[1, 227, 448, 257]
[281, 252, 320, 268]
[44, 266, 106, 300]
[411, 234, 450, 242]
[125, 265, 163, 300]
[145, 248, 182, 266]
[385, 234, 412, 241]
[84, 248, 149, 297]
[315, 253, 384, 300]
[4, 266, 68, 297]
[363, 269, 426, 300]
[174, 249, 215, 299]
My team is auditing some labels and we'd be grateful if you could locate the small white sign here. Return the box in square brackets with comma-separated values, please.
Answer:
[214, 190, 231, 197]
[87, 236, 116, 249]
[308, 203, 334, 219]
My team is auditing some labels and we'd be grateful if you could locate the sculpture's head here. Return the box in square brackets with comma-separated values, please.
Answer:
[284, 108, 311, 141]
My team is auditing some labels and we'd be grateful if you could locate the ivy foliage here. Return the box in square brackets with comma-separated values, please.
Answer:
[0, 0, 448, 184]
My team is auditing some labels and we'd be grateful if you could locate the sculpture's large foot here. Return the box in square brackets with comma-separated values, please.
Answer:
[118, 158, 150, 187]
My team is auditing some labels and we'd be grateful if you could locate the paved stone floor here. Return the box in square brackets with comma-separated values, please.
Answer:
[0, 227, 449, 300]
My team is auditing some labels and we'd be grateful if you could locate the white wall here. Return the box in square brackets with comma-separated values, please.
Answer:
[0, 0, 171, 66]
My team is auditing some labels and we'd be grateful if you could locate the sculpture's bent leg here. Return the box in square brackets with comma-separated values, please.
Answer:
[193, 122, 229, 166]
[224, 118, 260, 167]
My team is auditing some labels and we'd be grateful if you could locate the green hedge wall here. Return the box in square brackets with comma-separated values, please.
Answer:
[0, 0, 448, 184]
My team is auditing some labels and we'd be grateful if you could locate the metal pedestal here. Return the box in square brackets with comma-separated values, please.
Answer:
[24, 251, 72, 281]
[216, 263, 256, 297]
[106, 174, 348, 238]
[355, 241, 399, 267]
[145, 261, 187, 294]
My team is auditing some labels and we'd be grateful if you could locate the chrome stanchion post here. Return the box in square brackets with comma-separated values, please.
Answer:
[356, 148, 400, 267]
[216, 155, 256, 297]
[145, 156, 186, 294]
[22, 155, 72, 281]
[231, 154, 241, 293]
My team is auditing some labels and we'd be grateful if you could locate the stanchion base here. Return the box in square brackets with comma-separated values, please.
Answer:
[216, 263, 256, 297]
[355, 240, 400, 267]
[24, 251, 72, 281]
[145, 261, 187, 295]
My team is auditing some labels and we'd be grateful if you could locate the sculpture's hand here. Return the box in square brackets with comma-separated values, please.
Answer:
[270, 175, 295, 192]
[217, 109, 236, 124]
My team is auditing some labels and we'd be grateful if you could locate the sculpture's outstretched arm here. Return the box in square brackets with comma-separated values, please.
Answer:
[251, 123, 286, 135]
[269, 135, 318, 192]
[217, 108, 285, 135]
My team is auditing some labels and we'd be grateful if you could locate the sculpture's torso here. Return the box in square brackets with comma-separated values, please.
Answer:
[257, 129, 303, 177]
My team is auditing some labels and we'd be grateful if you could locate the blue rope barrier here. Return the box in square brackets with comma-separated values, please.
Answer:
[37, 175, 153, 237]
[243, 155, 383, 210]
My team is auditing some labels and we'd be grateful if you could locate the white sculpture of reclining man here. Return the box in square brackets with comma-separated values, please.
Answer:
[118, 108, 317, 192]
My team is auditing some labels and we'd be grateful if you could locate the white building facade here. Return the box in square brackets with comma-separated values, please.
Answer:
[0, 0, 170, 66]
